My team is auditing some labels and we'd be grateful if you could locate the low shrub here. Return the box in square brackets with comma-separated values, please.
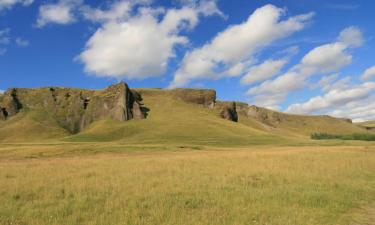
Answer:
[311, 133, 375, 141]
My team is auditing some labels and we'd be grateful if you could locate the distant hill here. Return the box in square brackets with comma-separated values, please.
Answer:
[356, 120, 375, 131]
[0, 83, 370, 144]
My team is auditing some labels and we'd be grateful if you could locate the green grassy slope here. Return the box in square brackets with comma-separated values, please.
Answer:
[0, 88, 370, 144]
[66, 89, 287, 146]
[0, 110, 69, 143]
[238, 106, 367, 137]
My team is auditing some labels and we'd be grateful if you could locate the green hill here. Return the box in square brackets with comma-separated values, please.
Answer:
[0, 84, 370, 145]
[0, 110, 69, 143]
[237, 105, 366, 137]
[65, 89, 286, 146]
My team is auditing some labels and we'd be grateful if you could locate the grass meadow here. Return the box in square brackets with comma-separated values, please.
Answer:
[0, 143, 374, 225]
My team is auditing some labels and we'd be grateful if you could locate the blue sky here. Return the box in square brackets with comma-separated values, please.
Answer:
[0, 0, 374, 121]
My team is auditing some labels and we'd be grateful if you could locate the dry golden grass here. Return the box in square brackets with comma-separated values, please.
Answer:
[0, 144, 374, 225]
[0, 88, 374, 224]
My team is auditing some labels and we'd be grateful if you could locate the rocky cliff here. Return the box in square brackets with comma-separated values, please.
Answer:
[0, 82, 145, 133]
[172, 88, 216, 108]
[215, 101, 238, 122]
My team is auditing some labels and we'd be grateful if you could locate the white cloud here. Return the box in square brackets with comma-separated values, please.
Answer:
[240, 59, 287, 85]
[286, 82, 374, 114]
[195, 0, 225, 18]
[360, 65, 375, 81]
[81, 0, 151, 23]
[36, 0, 82, 28]
[78, 1, 222, 79]
[0, 0, 33, 11]
[247, 27, 363, 109]
[247, 70, 306, 108]
[331, 98, 375, 122]
[0, 89, 4, 94]
[338, 26, 364, 47]
[301, 42, 352, 73]
[328, 76, 351, 91]
[169, 4, 314, 87]
[15, 37, 29, 47]
[312, 73, 339, 92]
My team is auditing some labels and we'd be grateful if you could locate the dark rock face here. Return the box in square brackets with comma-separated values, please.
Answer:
[0, 82, 145, 133]
[0, 88, 23, 118]
[339, 118, 353, 123]
[216, 101, 238, 122]
[172, 88, 216, 108]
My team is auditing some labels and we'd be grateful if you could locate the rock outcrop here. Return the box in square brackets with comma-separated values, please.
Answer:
[246, 105, 283, 126]
[216, 101, 238, 122]
[172, 88, 216, 108]
[0, 82, 145, 133]
[339, 118, 353, 123]
[0, 88, 23, 120]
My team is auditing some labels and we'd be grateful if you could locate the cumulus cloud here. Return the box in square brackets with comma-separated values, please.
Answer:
[286, 82, 375, 121]
[247, 27, 363, 109]
[337, 26, 364, 47]
[0, 0, 33, 11]
[36, 0, 82, 27]
[301, 42, 352, 73]
[240, 59, 287, 85]
[178, 0, 226, 18]
[331, 98, 375, 122]
[315, 75, 351, 93]
[169, 4, 314, 87]
[360, 65, 375, 81]
[81, 0, 151, 23]
[312, 73, 338, 91]
[78, 1, 223, 79]
[247, 70, 306, 108]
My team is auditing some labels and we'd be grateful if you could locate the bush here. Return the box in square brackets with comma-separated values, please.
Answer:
[311, 133, 375, 141]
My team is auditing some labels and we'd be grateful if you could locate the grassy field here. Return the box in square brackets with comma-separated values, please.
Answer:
[0, 143, 374, 225]
[1, 88, 374, 224]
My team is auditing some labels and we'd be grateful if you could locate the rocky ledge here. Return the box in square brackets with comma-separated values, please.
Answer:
[0, 82, 146, 133]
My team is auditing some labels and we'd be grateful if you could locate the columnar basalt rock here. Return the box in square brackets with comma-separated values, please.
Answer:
[0, 82, 145, 133]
